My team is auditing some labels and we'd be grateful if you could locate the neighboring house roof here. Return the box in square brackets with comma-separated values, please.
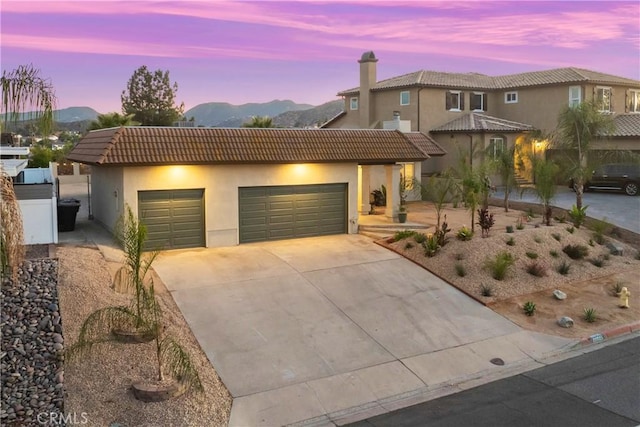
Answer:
[320, 111, 346, 128]
[403, 132, 447, 156]
[338, 67, 640, 95]
[66, 126, 430, 166]
[610, 114, 640, 137]
[429, 113, 535, 133]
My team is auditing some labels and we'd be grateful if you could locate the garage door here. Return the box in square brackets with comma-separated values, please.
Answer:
[239, 183, 347, 243]
[138, 189, 205, 250]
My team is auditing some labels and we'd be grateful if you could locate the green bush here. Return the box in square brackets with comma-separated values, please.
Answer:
[456, 226, 474, 241]
[556, 261, 571, 275]
[506, 237, 515, 246]
[485, 251, 516, 280]
[506, 225, 514, 233]
[583, 307, 597, 323]
[551, 233, 562, 242]
[523, 301, 536, 316]
[589, 257, 605, 268]
[526, 261, 547, 277]
[566, 226, 575, 234]
[562, 244, 589, 260]
[525, 251, 538, 259]
[568, 205, 588, 228]
[404, 242, 414, 250]
[549, 250, 559, 258]
[455, 263, 467, 277]
[480, 284, 493, 297]
[422, 234, 440, 257]
[393, 230, 417, 241]
[413, 233, 427, 244]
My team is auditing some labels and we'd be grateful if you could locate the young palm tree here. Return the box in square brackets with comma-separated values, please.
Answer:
[489, 145, 518, 212]
[88, 112, 140, 131]
[555, 101, 614, 210]
[532, 159, 560, 226]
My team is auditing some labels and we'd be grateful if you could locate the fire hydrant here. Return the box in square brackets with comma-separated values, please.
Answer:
[617, 287, 631, 309]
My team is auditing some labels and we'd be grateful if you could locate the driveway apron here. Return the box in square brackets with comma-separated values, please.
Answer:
[153, 235, 533, 425]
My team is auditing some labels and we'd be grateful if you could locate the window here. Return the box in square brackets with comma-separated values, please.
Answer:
[505, 91, 518, 104]
[569, 86, 581, 108]
[400, 163, 415, 191]
[629, 90, 640, 113]
[595, 86, 611, 112]
[446, 90, 463, 111]
[350, 97, 358, 110]
[489, 137, 505, 159]
[471, 92, 486, 111]
[400, 91, 410, 106]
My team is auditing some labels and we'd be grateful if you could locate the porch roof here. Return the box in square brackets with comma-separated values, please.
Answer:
[429, 113, 535, 133]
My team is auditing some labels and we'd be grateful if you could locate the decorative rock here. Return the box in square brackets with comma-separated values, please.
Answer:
[557, 316, 574, 328]
[553, 290, 567, 300]
[606, 242, 623, 256]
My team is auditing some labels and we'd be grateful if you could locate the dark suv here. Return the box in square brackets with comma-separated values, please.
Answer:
[570, 163, 640, 196]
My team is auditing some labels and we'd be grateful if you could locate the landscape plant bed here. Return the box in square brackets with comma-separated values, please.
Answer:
[378, 212, 640, 338]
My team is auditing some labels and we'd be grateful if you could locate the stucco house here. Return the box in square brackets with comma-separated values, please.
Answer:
[66, 126, 444, 249]
[324, 51, 640, 184]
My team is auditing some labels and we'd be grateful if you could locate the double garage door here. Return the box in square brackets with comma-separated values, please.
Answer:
[239, 183, 347, 243]
[138, 184, 348, 249]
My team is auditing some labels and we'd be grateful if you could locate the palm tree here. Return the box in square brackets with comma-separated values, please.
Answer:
[555, 101, 614, 210]
[1, 64, 57, 279]
[1, 64, 57, 136]
[88, 112, 139, 131]
[489, 145, 518, 212]
[532, 159, 560, 226]
[242, 115, 274, 128]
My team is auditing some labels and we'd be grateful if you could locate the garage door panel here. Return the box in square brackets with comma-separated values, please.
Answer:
[138, 189, 204, 250]
[239, 184, 347, 243]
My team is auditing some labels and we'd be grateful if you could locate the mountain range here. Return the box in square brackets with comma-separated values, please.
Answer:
[38, 99, 343, 130]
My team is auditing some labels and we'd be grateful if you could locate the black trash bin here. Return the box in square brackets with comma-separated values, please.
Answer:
[57, 198, 81, 232]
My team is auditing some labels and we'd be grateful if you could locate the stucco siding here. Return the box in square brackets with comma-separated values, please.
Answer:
[117, 163, 358, 247]
[91, 166, 124, 232]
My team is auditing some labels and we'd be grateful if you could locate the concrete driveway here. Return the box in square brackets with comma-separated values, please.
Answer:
[153, 235, 571, 426]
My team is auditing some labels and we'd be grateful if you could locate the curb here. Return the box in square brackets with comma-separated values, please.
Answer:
[578, 320, 640, 346]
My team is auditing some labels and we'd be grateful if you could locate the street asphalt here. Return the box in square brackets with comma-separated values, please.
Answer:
[347, 335, 640, 427]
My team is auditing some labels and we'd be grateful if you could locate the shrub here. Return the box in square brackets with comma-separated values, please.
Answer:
[476, 208, 495, 238]
[602, 253, 610, 261]
[551, 233, 562, 242]
[549, 250, 559, 258]
[554, 213, 567, 223]
[525, 251, 538, 259]
[422, 234, 440, 257]
[534, 235, 542, 243]
[556, 261, 571, 275]
[523, 301, 536, 316]
[583, 307, 597, 323]
[516, 217, 525, 230]
[563, 244, 589, 260]
[568, 205, 588, 228]
[435, 217, 452, 247]
[526, 261, 547, 277]
[506, 237, 515, 246]
[413, 233, 427, 244]
[394, 230, 417, 241]
[590, 218, 611, 245]
[566, 226, 575, 234]
[480, 284, 493, 297]
[588, 239, 594, 247]
[485, 251, 516, 280]
[589, 257, 605, 268]
[404, 242, 414, 249]
[454, 252, 465, 261]
[506, 225, 514, 233]
[455, 263, 467, 277]
[611, 281, 624, 296]
[457, 226, 473, 241]
[636, 251, 640, 260]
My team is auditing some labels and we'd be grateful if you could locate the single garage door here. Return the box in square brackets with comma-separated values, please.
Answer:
[239, 183, 347, 243]
[138, 189, 205, 250]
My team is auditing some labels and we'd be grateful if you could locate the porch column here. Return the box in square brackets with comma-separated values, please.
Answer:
[358, 165, 372, 214]
[385, 164, 402, 222]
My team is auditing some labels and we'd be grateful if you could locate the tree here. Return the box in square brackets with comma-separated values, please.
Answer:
[421, 171, 456, 229]
[88, 112, 139, 131]
[242, 115, 274, 128]
[121, 66, 184, 126]
[1, 64, 57, 136]
[1, 64, 57, 279]
[554, 101, 614, 210]
[454, 143, 491, 233]
[532, 158, 560, 226]
[489, 144, 518, 212]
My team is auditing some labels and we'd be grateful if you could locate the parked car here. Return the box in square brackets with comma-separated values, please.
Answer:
[569, 163, 640, 196]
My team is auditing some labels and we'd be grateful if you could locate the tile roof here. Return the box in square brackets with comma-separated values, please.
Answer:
[403, 132, 446, 156]
[611, 114, 640, 137]
[429, 113, 535, 133]
[66, 126, 430, 166]
[338, 67, 640, 95]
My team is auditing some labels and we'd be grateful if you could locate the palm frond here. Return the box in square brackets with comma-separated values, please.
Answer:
[0, 169, 24, 280]
[158, 337, 203, 392]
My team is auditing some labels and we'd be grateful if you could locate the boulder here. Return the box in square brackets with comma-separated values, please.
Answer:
[553, 290, 567, 300]
[557, 316, 574, 328]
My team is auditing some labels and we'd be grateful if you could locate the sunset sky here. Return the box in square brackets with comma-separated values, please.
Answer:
[2, 0, 639, 114]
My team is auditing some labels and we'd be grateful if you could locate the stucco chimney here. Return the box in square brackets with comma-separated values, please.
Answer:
[358, 51, 378, 129]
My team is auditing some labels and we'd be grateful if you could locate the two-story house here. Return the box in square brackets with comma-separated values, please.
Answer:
[325, 51, 640, 188]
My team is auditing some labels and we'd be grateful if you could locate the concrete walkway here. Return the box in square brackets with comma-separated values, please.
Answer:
[152, 235, 574, 426]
